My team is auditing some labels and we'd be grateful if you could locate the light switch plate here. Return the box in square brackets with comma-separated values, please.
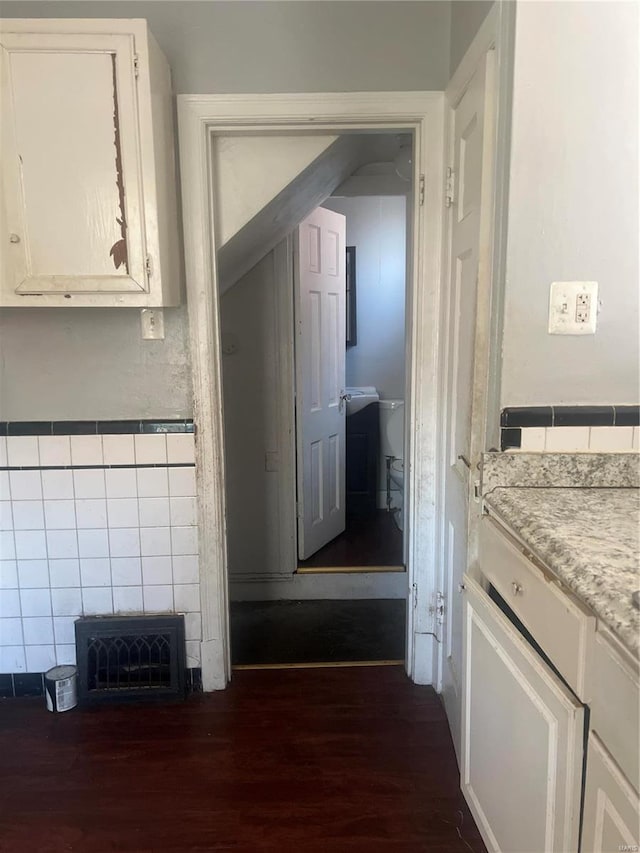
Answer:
[141, 309, 165, 340]
[548, 281, 598, 335]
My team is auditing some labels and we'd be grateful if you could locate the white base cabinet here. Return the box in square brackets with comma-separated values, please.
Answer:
[581, 733, 640, 853]
[0, 19, 180, 307]
[461, 575, 585, 853]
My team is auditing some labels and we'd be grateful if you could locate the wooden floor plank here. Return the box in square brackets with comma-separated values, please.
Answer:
[298, 510, 404, 569]
[0, 666, 486, 853]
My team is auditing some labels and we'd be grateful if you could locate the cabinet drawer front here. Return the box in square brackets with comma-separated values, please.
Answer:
[479, 518, 595, 700]
[591, 630, 640, 792]
[581, 733, 639, 853]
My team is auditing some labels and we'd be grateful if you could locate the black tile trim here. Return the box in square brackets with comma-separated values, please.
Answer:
[500, 428, 522, 451]
[1, 669, 201, 699]
[501, 405, 639, 428]
[553, 406, 615, 427]
[0, 420, 195, 436]
[614, 406, 640, 426]
[13, 672, 44, 697]
[501, 407, 553, 428]
[0, 462, 195, 472]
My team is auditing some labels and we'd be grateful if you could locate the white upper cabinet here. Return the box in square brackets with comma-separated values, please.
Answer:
[0, 19, 180, 306]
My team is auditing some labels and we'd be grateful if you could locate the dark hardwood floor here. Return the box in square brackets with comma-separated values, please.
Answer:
[0, 667, 486, 853]
[299, 510, 404, 569]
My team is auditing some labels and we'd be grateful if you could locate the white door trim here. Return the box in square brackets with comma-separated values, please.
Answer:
[177, 91, 445, 690]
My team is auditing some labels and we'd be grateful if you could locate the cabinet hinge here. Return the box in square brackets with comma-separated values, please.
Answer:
[145, 254, 153, 278]
[133, 54, 140, 78]
[445, 166, 455, 208]
[419, 174, 425, 207]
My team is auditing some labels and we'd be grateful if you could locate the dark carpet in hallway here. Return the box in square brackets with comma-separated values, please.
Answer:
[0, 666, 487, 852]
[230, 598, 405, 665]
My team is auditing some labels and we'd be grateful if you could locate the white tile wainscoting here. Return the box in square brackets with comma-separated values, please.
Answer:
[516, 425, 640, 453]
[0, 429, 201, 674]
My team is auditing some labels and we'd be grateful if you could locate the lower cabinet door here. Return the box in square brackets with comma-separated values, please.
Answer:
[461, 575, 585, 853]
[581, 732, 640, 853]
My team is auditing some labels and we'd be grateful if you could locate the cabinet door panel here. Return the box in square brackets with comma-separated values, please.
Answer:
[1, 32, 146, 293]
[582, 733, 639, 853]
[462, 575, 584, 853]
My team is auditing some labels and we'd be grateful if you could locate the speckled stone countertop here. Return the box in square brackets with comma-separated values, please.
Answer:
[484, 487, 640, 657]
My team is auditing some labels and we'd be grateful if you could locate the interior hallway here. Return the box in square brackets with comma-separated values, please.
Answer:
[0, 667, 487, 852]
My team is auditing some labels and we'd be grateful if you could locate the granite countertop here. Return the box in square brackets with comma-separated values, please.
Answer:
[484, 487, 640, 657]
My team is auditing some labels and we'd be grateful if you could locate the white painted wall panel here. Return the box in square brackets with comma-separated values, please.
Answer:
[501, 1, 639, 407]
[213, 135, 336, 247]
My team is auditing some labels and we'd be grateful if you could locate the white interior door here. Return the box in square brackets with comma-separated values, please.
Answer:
[440, 51, 494, 761]
[294, 206, 347, 560]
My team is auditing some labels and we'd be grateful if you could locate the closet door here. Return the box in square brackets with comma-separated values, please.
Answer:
[1, 31, 148, 295]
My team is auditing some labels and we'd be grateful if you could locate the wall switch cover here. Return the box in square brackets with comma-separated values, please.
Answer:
[141, 309, 165, 340]
[548, 281, 598, 335]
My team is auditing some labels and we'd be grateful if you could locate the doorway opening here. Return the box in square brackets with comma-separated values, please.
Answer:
[218, 131, 415, 667]
[177, 91, 446, 689]
[298, 137, 412, 573]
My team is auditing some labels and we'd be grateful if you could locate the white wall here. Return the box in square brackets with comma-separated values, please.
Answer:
[0, 1, 453, 423]
[0, 306, 192, 420]
[323, 196, 407, 400]
[220, 252, 287, 583]
[2, 1, 452, 93]
[449, 0, 494, 75]
[501, 0, 639, 407]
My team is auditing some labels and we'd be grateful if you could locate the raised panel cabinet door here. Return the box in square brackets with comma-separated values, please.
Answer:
[295, 206, 346, 560]
[0, 31, 147, 295]
[581, 732, 640, 853]
[461, 576, 585, 853]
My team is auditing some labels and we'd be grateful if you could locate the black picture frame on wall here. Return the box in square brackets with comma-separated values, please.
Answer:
[346, 246, 357, 348]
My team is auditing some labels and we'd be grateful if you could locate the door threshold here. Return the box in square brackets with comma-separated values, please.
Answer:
[232, 660, 404, 671]
[296, 564, 406, 575]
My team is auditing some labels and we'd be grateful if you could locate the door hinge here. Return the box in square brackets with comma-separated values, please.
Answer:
[435, 591, 445, 625]
[145, 254, 153, 278]
[412, 582, 418, 609]
[445, 166, 455, 208]
[133, 54, 140, 78]
[419, 174, 425, 207]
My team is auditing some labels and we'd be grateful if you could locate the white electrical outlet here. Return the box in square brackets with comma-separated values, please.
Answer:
[548, 281, 598, 335]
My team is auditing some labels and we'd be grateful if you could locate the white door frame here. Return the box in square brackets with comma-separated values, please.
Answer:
[178, 91, 445, 691]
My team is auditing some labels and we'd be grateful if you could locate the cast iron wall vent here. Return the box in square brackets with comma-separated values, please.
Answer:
[75, 615, 186, 704]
